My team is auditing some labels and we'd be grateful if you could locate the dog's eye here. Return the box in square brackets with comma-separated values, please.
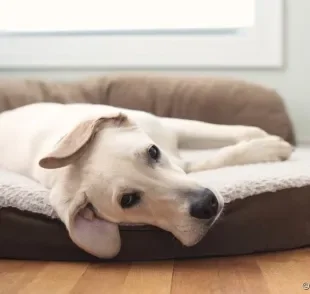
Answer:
[148, 145, 160, 161]
[120, 192, 141, 209]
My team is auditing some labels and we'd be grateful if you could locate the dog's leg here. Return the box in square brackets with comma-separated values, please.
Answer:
[185, 136, 293, 173]
[161, 117, 271, 149]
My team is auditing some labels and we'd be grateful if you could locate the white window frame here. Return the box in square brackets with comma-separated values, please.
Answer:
[0, 0, 283, 69]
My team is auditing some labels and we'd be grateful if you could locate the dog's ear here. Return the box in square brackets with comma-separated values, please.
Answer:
[50, 188, 121, 258]
[39, 113, 128, 169]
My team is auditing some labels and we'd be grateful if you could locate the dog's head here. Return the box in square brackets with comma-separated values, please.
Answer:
[39, 114, 224, 258]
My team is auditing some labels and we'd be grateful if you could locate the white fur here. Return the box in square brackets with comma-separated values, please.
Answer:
[0, 103, 293, 258]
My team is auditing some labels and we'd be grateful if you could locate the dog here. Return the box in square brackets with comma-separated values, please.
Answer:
[0, 103, 293, 258]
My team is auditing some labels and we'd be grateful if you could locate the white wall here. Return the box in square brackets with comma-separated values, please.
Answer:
[0, 0, 309, 143]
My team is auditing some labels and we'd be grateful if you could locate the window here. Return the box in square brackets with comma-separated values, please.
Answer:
[0, 0, 283, 69]
[1, 0, 254, 32]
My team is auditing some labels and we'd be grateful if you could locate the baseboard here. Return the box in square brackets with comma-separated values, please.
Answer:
[296, 137, 310, 146]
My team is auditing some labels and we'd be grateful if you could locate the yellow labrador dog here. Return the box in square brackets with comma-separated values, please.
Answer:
[0, 103, 292, 258]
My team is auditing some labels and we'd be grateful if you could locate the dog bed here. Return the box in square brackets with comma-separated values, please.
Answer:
[1, 75, 309, 261]
[1, 148, 310, 261]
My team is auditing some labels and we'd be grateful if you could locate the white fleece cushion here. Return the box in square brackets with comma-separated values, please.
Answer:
[0, 148, 310, 218]
[182, 147, 310, 202]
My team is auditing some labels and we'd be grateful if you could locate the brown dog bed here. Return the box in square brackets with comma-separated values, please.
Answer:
[1, 75, 309, 262]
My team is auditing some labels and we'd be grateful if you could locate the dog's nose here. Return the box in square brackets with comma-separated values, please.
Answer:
[189, 188, 219, 219]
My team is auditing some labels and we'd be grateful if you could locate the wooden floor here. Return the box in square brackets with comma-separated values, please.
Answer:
[1, 248, 309, 294]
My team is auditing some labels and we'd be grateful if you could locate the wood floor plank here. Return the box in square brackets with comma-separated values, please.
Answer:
[0, 248, 309, 294]
[255, 248, 310, 263]
[20, 262, 88, 294]
[0, 260, 25, 294]
[171, 256, 269, 294]
[122, 261, 174, 294]
[70, 262, 131, 294]
[0, 260, 46, 294]
[288, 248, 310, 262]
[257, 250, 310, 294]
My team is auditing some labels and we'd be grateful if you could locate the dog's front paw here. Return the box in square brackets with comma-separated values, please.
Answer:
[241, 136, 293, 163]
[236, 126, 269, 142]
